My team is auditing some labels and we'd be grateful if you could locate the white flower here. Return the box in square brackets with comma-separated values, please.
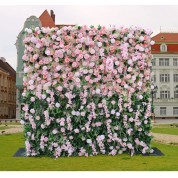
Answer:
[76, 111, 80, 116]
[124, 84, 128, 89]
[151, 85, 154, 90]
[36, 43, 41, 49]
[150, 40, 155, 45]
[52, 129, 58, 134]
[52, 35, 57, 40]
[36, 116, 40, 120]
[86, 139, 92, 144]
[128, 59, 133, 65]
[95, 88, 101, 94]
[127, 33, 133, 38]
[57, 30, 61, 35]
[42, 94, 46, 99]
[115, 61, 119, 66]
[75, 72, 80, 77]
[139, 36, 144, 42]
[100, 135, 105, 140]
[116, 112, 120, 116]
[56, 65, 62, 71]
[20, 120, 25, 125]
[30, 109, 35, 114]
[111, 109, 115, 115]
[111, 38, 115, 44]
[30, 97, 35, 102]
[137, 81, 143, 87]
[97, 42, 102, 47]
[45, 50, 51, 55]
[27, 29, 32, 34]
[55, 103, 60, 108]
[24, 67, 29, 73]
[138, 94, 143, 100]
[71, 110, 76, 115]
[29, 80, 34, 85]
[139, 46, 144, 52]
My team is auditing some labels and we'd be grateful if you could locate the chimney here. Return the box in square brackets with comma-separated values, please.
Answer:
[50, 10, 55, 23]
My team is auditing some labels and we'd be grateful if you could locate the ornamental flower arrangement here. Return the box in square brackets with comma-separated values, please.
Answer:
[21, 25, 155, 158]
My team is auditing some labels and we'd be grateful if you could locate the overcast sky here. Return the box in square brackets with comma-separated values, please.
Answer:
[1, 5, 178, 70]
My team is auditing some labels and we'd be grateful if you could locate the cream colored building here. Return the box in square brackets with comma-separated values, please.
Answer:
[152, 33, 178, 119]
[0, 57, 16, 119]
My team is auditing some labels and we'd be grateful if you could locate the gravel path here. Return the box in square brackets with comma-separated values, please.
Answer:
[0, 125, 23, 135]
[152, 133, 178, 144]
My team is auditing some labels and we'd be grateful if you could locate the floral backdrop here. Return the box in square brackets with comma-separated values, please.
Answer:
[21, 25, 155, 158]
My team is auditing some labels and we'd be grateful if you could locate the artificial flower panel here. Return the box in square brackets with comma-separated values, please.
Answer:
[21, 25, 154, 157]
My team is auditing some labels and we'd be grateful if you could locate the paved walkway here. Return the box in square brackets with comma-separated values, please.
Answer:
[152, 133, 178, 144]
[153, 119, 178, 125]
[0, 125, 23, 135]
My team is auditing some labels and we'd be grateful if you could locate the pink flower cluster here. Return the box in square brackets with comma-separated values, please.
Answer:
[21, 25, 154, 157]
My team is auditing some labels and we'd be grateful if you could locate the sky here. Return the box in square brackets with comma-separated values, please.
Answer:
[1, 5, 178, 70]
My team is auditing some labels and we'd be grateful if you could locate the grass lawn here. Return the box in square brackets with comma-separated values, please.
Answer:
[152, 124, 178, 136]
[0, 126, 11, 131]
[0, 122, 20, 126]
[0, 133, 178, 171]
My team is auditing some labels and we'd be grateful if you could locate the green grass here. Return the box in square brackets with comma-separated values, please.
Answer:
[0, 122, 20, 126]
[152, 124, 178, 136]
[0, 126, 11, 131]
[0, 133, 178, 171]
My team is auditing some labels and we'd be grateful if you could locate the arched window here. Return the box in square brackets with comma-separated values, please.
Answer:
[160, 44, 167, 52]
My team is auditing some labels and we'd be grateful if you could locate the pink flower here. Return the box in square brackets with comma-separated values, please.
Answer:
[106, 57, 114, 71]
[61, 127, 65, 133]
[74, 129, 79, 133]
[30, 109, 35, 114]
[57, 86, 63, 91]
[75, 78, 80, 83]
[30, 97, 35, 102]
[84, 54, 90, 60]
[127, 67, 132, 72]
[72, 62, 78, 68]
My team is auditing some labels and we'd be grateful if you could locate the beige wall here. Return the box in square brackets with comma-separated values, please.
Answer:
[0, 69, 16, 119]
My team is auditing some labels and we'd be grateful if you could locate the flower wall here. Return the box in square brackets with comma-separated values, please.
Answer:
[21, 25, 154, 157]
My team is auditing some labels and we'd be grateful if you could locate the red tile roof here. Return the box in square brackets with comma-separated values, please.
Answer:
[39, 10, 56, 28]
[39, 10, 74, 28]
[152, 33, 178, 43]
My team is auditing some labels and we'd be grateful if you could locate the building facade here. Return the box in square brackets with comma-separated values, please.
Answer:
[16, 10, 74, 119]
[0, 57, 16, 119]
[151, 33, 178, 118]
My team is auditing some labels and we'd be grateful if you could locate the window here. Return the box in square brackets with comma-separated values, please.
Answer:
[152, 58, 156, 66]
[174, 90, 178, 98]
[160, 91, 170, 99]
[174, 74, 178, 82]
[151, 75, 156, 82]
[160, 74, 170, 82]
[159, 58, 169, 66]
[160, 44, 167, 52]
[153, 93, 156, 99]
[173, 107, 178, 115]
[160, 107, 166, 115]
[173, 58, 178, 66]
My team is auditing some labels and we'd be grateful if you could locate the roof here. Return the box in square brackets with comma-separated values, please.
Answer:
[152, 33, 178, 43]
[39, 10, 56, 28]
[0, 59, 16, 79]
[39, 10, 74, 28]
